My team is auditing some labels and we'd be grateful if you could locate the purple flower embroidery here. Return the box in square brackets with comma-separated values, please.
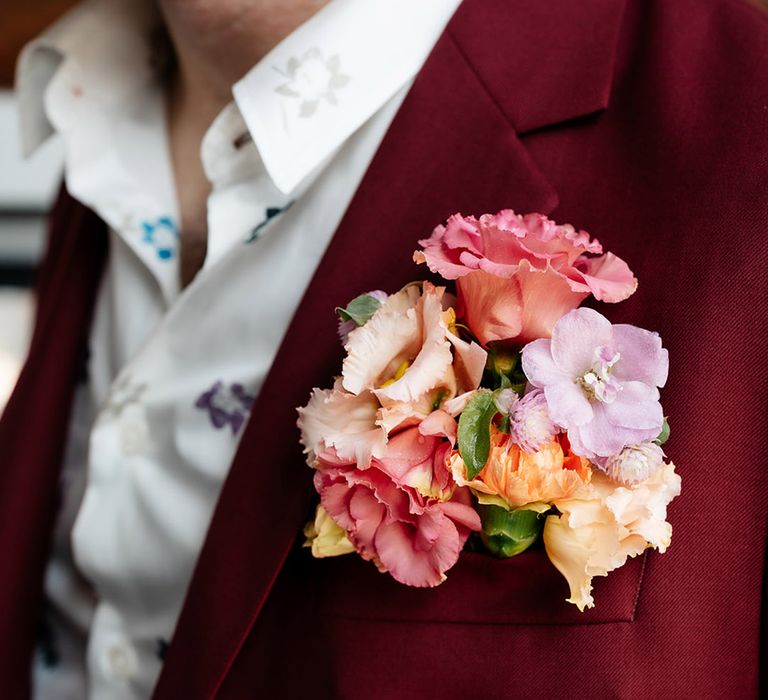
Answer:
[195, 381, 255, 435]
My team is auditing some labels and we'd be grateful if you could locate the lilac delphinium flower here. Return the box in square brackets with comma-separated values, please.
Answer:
[596, 442, 665, 485]
[521, 308, 668, 459]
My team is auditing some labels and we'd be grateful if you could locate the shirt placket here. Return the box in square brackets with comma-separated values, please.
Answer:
[201, 104, 294, 269]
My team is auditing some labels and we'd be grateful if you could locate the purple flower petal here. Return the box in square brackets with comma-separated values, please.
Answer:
[569, 403, 628, 457]
[605, 394, 663, 431]
[195, 385, 218, 410]
[521, 338, 570, 387]
[611, 324, 669, 387]
[544, 381, 593, 427]
[209, 407, 229, 429]
[229, 412, 246, 435]
[521, 308, 669, 459]
[551, 308, 613, 375]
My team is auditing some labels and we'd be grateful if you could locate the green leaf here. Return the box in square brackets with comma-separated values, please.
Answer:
[336, 294, 383, 327]
[457, 390, 497, 480]
[654, 417, 670, 446]
[479, 503, 548, 558]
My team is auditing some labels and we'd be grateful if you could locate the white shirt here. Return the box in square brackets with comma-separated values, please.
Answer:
[16, 0, 461, 697]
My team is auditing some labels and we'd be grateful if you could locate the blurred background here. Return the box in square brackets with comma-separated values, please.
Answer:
[1, 1, 76, 413]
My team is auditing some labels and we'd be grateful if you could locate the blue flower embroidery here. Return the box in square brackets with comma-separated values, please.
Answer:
[141, 216, 179, 261]
[195, 382, 255, 435]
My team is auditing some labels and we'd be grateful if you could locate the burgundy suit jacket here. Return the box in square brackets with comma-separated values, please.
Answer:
[2, 0, 767, 697]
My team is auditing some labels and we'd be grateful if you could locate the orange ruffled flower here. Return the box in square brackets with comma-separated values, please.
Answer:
[449, 428, 592, 509]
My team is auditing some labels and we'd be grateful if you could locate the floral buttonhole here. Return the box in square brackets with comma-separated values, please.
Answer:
[297, 210, 680, 612]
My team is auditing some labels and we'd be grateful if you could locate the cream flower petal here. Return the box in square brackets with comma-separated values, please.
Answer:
[376, 406, 422, 436]
[447, 332, 487, 393]
[418, 409, 458, 443]
[544, 462, 680, 611]
[341, 288, 421, 396]
[376, 367, 459, 435]
[443, 391, 477, 416]
[303, 504, 356, 558]
[374, 283, 454, 405]
[542, 512, 602, 611]
[297, 382, 387, 468]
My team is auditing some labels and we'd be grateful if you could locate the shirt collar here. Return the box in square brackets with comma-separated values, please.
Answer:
[232, 0, 463, 194]
[15, 0, 160, 158]
[17, 0, 461, 196]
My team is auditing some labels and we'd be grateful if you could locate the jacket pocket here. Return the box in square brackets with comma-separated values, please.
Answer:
[314, 546, 647, 625]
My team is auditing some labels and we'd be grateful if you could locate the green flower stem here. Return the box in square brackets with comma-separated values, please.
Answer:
[479, 503, 548, 558]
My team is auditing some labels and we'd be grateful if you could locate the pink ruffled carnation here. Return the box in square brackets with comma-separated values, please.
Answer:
[521, 307, 668, 459]
[414, 210, 637, 346]
[314, 421, 481, 587]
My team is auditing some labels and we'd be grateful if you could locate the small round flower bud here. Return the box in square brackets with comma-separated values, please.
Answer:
[600, 442, 665, 485]
[510, 390, 558, 453]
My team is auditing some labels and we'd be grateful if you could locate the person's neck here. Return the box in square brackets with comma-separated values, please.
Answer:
[157, 0, 330, 287]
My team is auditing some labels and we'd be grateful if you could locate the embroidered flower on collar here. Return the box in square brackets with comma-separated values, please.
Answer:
[274, 47, 351, 118]
[195, 381, 255, 435]
[141, 216, 179, 261]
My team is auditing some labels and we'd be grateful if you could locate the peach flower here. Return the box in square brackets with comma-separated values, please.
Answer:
[415, 211, 637, 346]
[449, 428, 593, 509]
[543, 462, 681, 610]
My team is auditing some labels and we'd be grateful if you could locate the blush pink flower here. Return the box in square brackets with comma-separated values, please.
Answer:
[342, 282, 486, 433]
[414, 211, 637, 346]
[314, 421, 481, 587]
[297, 380, 387, 469]
[521, 308, 668, 459]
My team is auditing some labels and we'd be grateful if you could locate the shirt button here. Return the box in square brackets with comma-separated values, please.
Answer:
[105, 642, 139, 681]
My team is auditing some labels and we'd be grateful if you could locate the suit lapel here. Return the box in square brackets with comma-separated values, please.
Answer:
[155, 0, 626, 695]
